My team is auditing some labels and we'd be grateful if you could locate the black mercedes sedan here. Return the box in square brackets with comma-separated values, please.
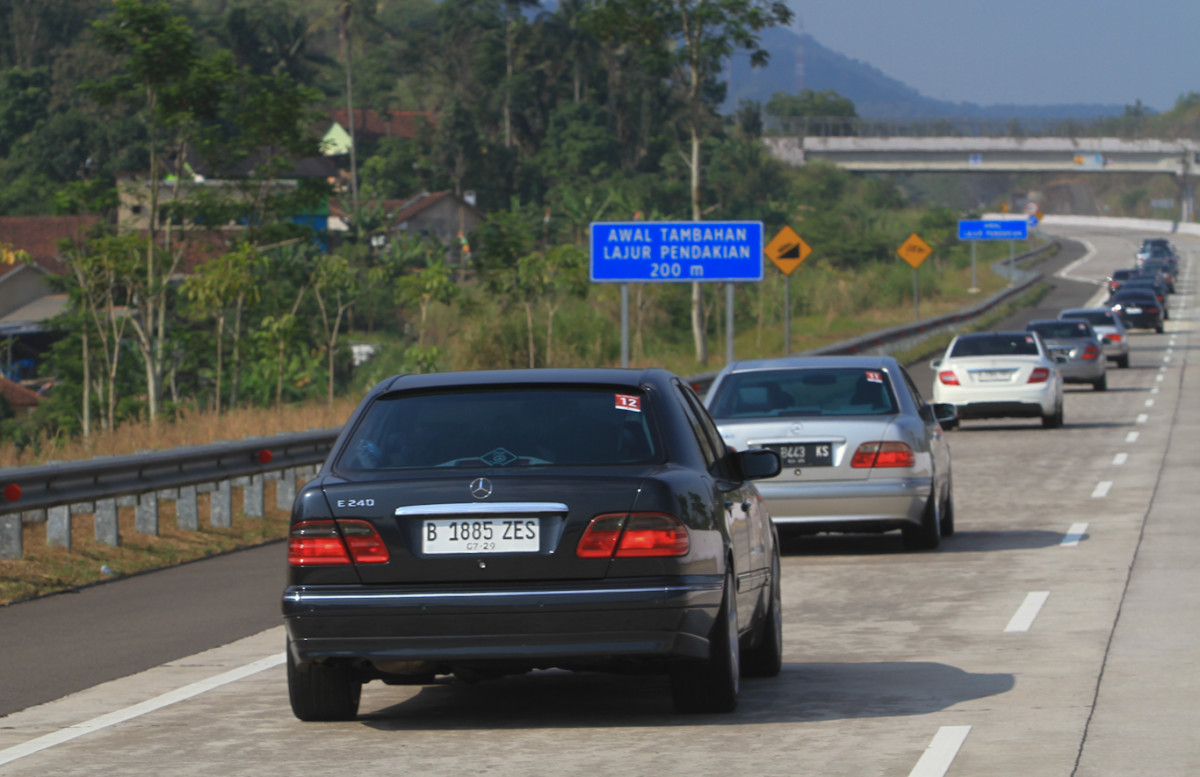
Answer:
[282, 368, 783, 720]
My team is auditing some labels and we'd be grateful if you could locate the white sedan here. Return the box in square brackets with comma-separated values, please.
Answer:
[931, 331, 1066, 428]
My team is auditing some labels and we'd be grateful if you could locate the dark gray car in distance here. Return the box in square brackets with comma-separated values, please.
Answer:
[282, 368, 783, 720]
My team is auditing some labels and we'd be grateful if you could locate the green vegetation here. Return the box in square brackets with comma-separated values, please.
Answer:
[0, 0, 1014, 462]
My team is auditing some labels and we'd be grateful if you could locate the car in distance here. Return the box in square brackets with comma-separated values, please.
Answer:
[704, 355, 956, 551]
[1025, 319, 1108, 390]
[1107, 268, 1139, 295]
[1119, 276, 1170, 319]
[1058, 307, 1130, 368]
[1140, 258, 1176, 293]
[931, 331, 1066, 428]
[1109, 288, 1165, 333]
[282, 368, 783, 720]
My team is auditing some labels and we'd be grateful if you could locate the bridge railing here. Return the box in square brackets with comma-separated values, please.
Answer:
[764, 115, 1190, 140]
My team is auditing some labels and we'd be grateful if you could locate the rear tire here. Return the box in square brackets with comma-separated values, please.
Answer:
[287, 640, 362, 722]
[741, 555, 782, 679]
[940, 488, 956, 538]
[1117, 355, 1130, 369]
[903, 493, 941, 550]
[1042, 402, 1063, 428]
[672, 571, 740, 713]
[1156, 323, 1165, 334]
[1093, 374, 1107, 391]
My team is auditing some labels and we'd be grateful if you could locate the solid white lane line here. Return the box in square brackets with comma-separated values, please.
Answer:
[1062, 523, 1088, 547]
[1005, 592, 1050, 633]
[908, 726, 973, 777]
[1137, 414, 1149, 424]
[0, 653, 285, 767]
[1092, 481, 1113, 498]
[1126, 431, 1140, 443]
[1113, 453, 1128, 466]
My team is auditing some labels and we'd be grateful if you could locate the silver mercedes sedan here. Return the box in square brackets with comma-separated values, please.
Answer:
[704, 355, 956, 550]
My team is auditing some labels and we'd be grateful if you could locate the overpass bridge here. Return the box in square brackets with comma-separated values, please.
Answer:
[763, 134, 1200, 220]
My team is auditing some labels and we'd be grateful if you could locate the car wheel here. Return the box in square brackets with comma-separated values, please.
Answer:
[740, 554, 782, 679]
[671, 571, 739, 713]
[903, 492, 941, 550]
[1156, 324, 1164, 334]
[1118, 355, 1130, 369]
[1042, 402, 1063, 429]
[1093, 374, 1107, 391]
[940, 486, 955, 538]
[287, 639, 362, 722]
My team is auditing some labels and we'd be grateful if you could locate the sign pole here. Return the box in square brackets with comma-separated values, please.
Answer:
[620, 283, 629, 368]
[913, 268, 920, 321]
[784, 275, 791, 355]
[725, 283, 734, 364]
[896, 233, 933, 322]
[970, 242, 978, 293]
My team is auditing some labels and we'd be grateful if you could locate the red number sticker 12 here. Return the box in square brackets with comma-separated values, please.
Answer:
[615, 394, 641, 412]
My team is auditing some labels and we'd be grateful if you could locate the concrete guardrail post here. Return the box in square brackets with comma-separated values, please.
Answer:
[176, 485, 198, 531]
[244, 473, 264, 519]
[0, 514, 21, 560]
[210, 480, 232, 528]
[275, 468, 297, 512]
[135, 491, 158, 536]
[47, 504, 71, 548]
[95, 499, 119, 546]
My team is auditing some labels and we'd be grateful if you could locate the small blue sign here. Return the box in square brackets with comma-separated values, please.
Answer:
[590, 221, 764, 283]
[958, 219, 1029, 241]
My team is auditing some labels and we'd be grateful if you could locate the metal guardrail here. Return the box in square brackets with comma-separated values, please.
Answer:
[763, 115, 1191, 140]
[0, 241, 1054, 560]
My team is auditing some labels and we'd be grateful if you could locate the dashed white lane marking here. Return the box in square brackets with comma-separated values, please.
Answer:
[1005, 592, 1051, 633]
[1156, 374, 1165, 382]
[908, 726, 973, 777]
[1113, 453, 1128, 465]
[1126, 431, 1140, 443]
[1137, 414, 1149, 424]
[0, 653, 285, 767]
[1145, 399, 1155, 408]
[1092, 481, 1113, 498]
[1152, 386, 1161, 394]
[1062, 523, 1088, 546]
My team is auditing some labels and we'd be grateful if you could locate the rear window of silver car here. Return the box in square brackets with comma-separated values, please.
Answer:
[1061, 310, 1117, 327]
[709, 368, 897, 419]
[336, 387, 660, 471]
[1028, 321, 1092, 339]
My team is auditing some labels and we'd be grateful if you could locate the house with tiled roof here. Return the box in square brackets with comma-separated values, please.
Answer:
[320, 110, 434, 156]
[328, 191, 484, 254]
[0, 375, 40, 416]
[0, 215, 100, 320]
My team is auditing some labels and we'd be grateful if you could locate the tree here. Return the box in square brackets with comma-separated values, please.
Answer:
[311, 250, 360, 406]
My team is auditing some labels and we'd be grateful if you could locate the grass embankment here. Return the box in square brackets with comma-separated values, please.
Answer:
[0, 243, 1051, 605]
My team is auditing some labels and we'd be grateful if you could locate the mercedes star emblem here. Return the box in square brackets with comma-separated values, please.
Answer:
[469, 477, 493, 500]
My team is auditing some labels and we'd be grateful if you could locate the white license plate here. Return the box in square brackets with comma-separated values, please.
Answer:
[975, 370, 1013, 382]
[1126, 307, 1143, 314]
[422, 518, 540, 554]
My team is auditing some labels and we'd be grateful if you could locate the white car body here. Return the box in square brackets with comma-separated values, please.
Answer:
[931, 332, 1065, 428]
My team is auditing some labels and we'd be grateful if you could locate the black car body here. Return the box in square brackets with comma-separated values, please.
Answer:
[282, 368, 783, 719]
[1118, 277, 1169, 318]
[1110, 289, 1164, 332]
[1107, 268, 1138, 295]
[1139, 259, 1176, 293]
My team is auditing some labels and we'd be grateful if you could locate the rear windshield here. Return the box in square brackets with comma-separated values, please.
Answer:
[949, 334, 1040, 358]
[336, 387, 659, 471]
[1028, 321, 1092, 339]
[709, 367, 897, 419]
[1062, 310, 1116, 327]
[1111, 269, 1135, 280]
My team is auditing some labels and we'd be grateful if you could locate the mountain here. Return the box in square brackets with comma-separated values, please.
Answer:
[726, 27, 1129, 120]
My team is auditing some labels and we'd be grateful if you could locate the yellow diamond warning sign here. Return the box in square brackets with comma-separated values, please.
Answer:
[897, 233, 933, 269]
[765, 226, 811, 275]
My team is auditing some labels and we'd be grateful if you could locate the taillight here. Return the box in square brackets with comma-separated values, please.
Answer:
[938, 371, 959, 386]
[577, 513, 690, 558]
[1028, 368, 1050, 383]
[288, 519, 389, 566]
[1082, 345, 1100, 360]
[851, 442, 915, 468]
[1147, 306, 1159, 314]
[1107, 333, 1122, 343]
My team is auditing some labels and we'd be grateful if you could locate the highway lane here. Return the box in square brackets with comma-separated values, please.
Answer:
[0, 225, 1195, 776]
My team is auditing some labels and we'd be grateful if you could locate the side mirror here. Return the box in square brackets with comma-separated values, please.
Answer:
[1054, 354, 1069, 365]
[932, 403, 958, 427]
[1100, 334, 1113, 345]
[738, 448, 781, 481]
[929, 359, 943, 370]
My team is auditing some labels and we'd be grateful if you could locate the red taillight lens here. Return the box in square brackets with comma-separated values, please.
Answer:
[1028, 367, 1050, 383]
[1082, 345, 1100, 360]
[339, 519, 391, 564]
[851, 442, 915, 468]
[1107, 333, 1122, 343]
[938, 371, 959, 386]
[1147, 306, 1159, 314]
[577, 513, 689, 558]
[287, 519, 389, 566]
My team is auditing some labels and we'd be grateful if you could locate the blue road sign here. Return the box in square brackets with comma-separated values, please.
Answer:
[590, 221, 764, 283]
[958, 219, 1029, 241]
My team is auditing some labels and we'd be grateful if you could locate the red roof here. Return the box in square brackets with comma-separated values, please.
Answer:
[329, 191, 460, 225]
[0, 375, 40, 409]
[0, 216, 101, 281]
[327, 110, 433, 141]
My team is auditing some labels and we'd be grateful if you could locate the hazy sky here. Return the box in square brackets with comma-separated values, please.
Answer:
[792, 0, 1200, 110]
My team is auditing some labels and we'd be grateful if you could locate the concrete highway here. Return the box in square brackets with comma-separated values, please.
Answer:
[0, 224, 1196, 776]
